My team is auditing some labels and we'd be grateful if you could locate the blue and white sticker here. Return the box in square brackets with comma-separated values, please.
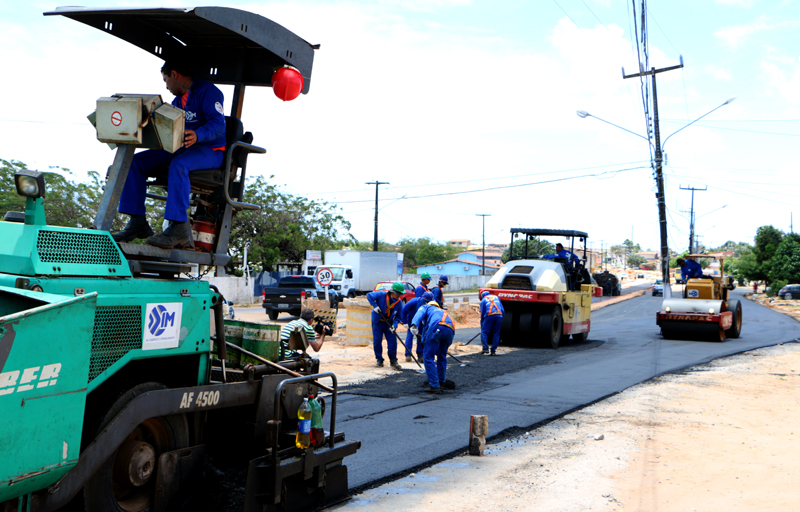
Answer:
[144, 303, 183, 350]
[688, 290, 700, 298]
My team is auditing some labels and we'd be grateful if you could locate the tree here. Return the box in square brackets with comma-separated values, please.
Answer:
[397, 237, 458, 268]
[622, 239, 642, 254]
[229, 175, 353, 271]
[767, 233, 800, 284]
[501, 238, 555, 263]
[627, 254, 647, 268]
[754, 225, 783, 264]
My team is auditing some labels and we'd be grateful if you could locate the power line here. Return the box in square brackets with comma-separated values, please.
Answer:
[333, 165, 649, 204]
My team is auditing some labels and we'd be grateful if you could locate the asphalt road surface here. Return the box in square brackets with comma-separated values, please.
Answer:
[337, 288, 800, 490]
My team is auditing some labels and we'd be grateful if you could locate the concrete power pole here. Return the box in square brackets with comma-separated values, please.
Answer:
[624, 60, 684, 286]
[476, 214, 491, 276]
[366, 181, 389, 252]
[680, 185, 706, 254]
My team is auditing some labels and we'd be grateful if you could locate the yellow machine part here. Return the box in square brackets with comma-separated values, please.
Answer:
[686, 277, 722, 300]
[562, 291, 591, 325]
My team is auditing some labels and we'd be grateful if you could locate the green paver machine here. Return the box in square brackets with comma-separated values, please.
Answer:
[0, 7, 359, 512]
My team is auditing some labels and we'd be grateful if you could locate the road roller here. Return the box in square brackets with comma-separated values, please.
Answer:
[480, 229, 602, 348]
[656, 255, 742, 341]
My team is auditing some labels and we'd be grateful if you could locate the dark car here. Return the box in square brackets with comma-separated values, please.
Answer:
[778, 284, 800, 300]
[374, 281, 416, 304]
[262, 275, 337, 320]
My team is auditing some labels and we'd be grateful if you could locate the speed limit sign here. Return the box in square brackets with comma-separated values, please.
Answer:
[316, 267, 333, 287]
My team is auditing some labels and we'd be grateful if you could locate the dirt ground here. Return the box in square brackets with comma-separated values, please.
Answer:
[327, 292, 800, 512]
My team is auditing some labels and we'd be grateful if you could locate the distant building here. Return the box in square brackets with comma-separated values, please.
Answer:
[416, 252, 500, 276]
[448, 239, 471, 248]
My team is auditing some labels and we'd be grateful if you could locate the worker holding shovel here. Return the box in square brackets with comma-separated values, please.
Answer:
[367, 282, 405, 369]
[400, 291, 433, 362]
[411, 297, 456, 394]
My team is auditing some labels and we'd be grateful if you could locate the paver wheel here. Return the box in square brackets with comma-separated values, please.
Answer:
[85, 382, 190, 512]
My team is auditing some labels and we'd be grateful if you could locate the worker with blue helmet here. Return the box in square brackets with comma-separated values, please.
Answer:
[431, 274, 448, 308]
[410, 297, 455, 394]
[479, 290, 504, 355]
[400, 291, 433, 361]
[366, 281, 405, 369]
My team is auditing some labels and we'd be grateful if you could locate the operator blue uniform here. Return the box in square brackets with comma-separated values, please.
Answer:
[681, 259, 704, 281]
[415, 283, 428, 298]
[411, 304, 455, 390]
[119, 80, 227, 223]
[544, 249, 580, 266]
[431, 285, 445, 308]
[480, 293, 505, 353]
[401, 297, 425, 358]
[366, 290, 403, 363]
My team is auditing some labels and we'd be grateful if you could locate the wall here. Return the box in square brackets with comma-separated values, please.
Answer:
[205, 276, 256, 305]
[400, 273, 492, 291]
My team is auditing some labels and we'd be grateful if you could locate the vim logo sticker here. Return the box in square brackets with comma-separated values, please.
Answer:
[143, 303, 183, 350]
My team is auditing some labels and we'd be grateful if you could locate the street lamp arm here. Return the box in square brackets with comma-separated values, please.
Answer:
[577, 110, 652, 144]
[661, 97, 736, 151]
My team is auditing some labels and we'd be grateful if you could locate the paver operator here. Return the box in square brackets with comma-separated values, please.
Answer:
[479, 291, 505, 356]
[400, 291, 433, 362]
[415, 272, 432, 298]
[112, 58, 227, 249]
[367, 282, 405, 369]
[676, 258, 703, 281]
[410, 297, 455, 394]
[431, 274, 448, 309]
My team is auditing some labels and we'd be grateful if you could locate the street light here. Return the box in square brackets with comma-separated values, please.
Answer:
[576, 111, 652, 144]
[661, 97, 736, 152]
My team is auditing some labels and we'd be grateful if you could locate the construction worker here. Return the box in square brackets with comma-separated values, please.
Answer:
[400, 291, 433, 362]
[676, 258, 703, 281]
[431, 275, 448, 308]
[366, 281, 405, 369]
[479, 291, 504, 355]
[416, 272, 432, 298]
[410, 297, 455, 394]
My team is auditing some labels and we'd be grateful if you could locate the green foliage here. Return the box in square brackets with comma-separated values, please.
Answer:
[767, 280, 787, 297]
[502, 238, 555, 263]
[754, 225, 784, 264]
[767, 233, 800, 284]
[397, 237, 459, 268]
[229, 175, 353, 271]
[622, 239, 641, 253]
[627, 254, 647, 267]
[348, 240, 397, 252]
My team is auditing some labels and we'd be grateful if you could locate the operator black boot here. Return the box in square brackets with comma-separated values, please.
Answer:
[112, 215, 154, 242]
[389, 359, 402, 370]
[145, 221, 195, 250]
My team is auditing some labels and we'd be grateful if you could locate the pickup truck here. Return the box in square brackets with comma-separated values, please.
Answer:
[262, 275, 337, 320]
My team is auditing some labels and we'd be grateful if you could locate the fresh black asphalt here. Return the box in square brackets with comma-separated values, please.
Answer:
[334, 288, 800, 489]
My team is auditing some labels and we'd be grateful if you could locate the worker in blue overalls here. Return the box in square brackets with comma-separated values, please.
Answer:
[411, 298, 455, 394]
[677, 257, 703, 281]
[415, 272, 432, 298]
[479, 291, 505, 356]
[113, 58, 227, 249]
[431, 275, 448, 308]
[543, 243, 580, 267]
[400, 291, 433, 362]
[366, 282, 405, 370]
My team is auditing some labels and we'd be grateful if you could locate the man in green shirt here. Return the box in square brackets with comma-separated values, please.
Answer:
[279, 309, 326, 359]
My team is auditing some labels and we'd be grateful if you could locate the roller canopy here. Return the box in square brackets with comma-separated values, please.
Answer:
[44, 6, 316, 93]
[511, 228, 589, 239]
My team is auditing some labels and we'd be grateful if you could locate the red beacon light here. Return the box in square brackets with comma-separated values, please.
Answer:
[271, 66, 304, 101]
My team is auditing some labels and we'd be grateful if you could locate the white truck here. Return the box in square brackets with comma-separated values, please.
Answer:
[315, 250, 399, 300]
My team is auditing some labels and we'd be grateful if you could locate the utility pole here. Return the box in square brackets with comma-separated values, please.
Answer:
[624, 60, 684, 286]
[366, 181, 389, 252]
[476, 214, 491, 276]
[680, 185, 706, 254]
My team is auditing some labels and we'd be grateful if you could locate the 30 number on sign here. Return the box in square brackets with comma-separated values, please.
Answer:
[317, 268, 333, 287]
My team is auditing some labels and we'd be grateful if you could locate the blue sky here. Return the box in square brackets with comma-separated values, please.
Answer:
[2, 1, 798, 254]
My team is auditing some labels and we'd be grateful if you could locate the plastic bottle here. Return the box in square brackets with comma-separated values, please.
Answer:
[295, 398, 312, 449]
[309, 395, 324, 446]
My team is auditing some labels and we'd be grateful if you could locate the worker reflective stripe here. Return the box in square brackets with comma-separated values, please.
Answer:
[438, 311, 455, 331]
[486, 296, 502, 315]
[385, 291, 402, 317]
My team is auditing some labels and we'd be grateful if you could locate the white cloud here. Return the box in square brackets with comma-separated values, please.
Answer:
[715, 0, 754, 6]
[714, 16, 800, 48]
[706, 65, 733, 81]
